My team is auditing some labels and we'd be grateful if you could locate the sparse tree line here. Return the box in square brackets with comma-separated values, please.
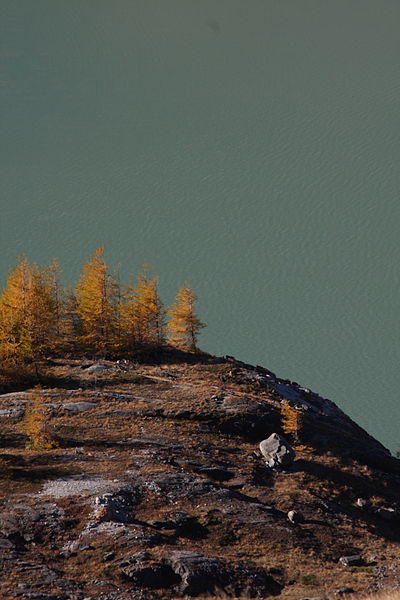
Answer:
[0, 247, 205, 364]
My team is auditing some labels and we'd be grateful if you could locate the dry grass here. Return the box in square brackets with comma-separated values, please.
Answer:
[356, 593, 400, 600]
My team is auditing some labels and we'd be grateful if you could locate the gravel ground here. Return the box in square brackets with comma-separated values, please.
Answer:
[39, 475, 119, 498]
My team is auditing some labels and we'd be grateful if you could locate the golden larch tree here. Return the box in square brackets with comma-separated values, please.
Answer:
[167, 285, 204, 352]
[24, 392, 58, 450]
[45, 258, 65, 341]
[0, 257, 33, 361]
[119, 277, 138, 349]
[280, 401, 312, 451]
[120, 266, 165, 348]
[29, 263, 63, 355]
[0, 257, 60, 361]
[74, 247, 117, 352]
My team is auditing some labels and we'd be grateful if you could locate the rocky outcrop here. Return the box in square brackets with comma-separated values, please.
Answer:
[1, 355, 400, 599]
[224, 357, 400, 473]
[339, 555, 363, 567]
[93, 490, 139, 523]
[119, 550, 282, 597]
[167, 551, 228, 595]
[210, 394, 281, 440]
[120, 552, 181, 588]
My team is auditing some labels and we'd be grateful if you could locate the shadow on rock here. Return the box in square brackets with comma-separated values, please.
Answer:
[120, 550, 283, 597]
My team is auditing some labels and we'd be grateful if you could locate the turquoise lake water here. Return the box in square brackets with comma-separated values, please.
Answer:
[1, 1, 400, 451]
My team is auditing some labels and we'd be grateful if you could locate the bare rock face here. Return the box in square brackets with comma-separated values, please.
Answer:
[119, 550, 282, 597]
[93, 490, 138, 523]
[62, 401, 96, 414]
[167, 551, 228, 595]
[83, 363, 113, 373]
[213, 395, 280, 440]
[259, 433, 295, 468]
[166, 551, 282, 597]
[0, 503, 65, 550]
[152, 511, 207, 539]
[121, 552, 180, 589]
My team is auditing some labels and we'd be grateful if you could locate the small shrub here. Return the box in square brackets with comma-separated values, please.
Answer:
[369, 495, 384, 507]
[301, 573, 318, 586]
[281, 402, 302, 446]
[126, 374, 150, 384]
[348, 566, 374, 573]
[24, 392, 58, 450]
[217, 523, 237, 546]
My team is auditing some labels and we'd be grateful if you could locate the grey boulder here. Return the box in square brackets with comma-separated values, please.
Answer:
[287, 509, 304, 524]
[84, 363, 113, 373]
[62, 402, 97, 413]
[338, 555, 363, 567]
[259, 433, 295, 468]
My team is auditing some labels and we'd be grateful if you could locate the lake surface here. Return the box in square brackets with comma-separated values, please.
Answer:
[1, 1, 400, 452]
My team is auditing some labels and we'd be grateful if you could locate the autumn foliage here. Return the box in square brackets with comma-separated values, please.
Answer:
[280, 402, 312, 451]
[0, 248, 205, 365]
[280, 402, 302, 446]
[167, 285, 205, 352]
[120, 266, 165, 349]
[75, 247, 117, 352]
[0, 257, 63, 361]
[24, 392, 58, 450]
